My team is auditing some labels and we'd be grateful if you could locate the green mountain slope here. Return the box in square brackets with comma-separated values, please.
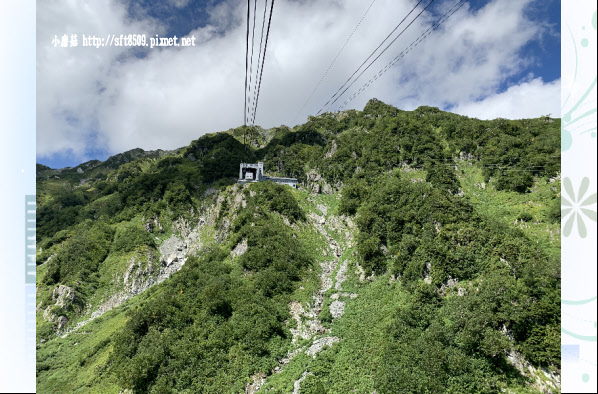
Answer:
[36, 99, 561, 393]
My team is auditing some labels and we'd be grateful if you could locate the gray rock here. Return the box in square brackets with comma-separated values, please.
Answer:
[423, 262, 432, 284]
[144, 216, 163, 233]
[56, 316, 69, 330]
[244, 373, 265, 394]
[324, 140, 337, 159]
[42, 307, 55, 322]
[230, 238, 248, 258]
[329, 300, 345, 319]
[293, 371, 313, 394]
[306, 336, 339, 358]
[52, 285, 76, 308]
[165, 253, 178, 266]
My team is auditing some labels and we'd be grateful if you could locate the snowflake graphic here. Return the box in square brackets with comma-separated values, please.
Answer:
[562, 177, 597, 238]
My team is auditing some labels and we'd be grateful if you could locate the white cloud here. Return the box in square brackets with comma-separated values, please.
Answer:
[36, 0, 162, 159]
[451, 77, 560, 120]
[36, 0, 559, 161]
[367, 0, 545, 111]
[169, 0, 191, 8]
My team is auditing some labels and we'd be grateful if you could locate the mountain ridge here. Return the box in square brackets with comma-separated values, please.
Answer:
[36, 99, 561, 393]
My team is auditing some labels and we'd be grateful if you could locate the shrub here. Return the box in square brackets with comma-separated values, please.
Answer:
[111, 222, 156, 254]
[517, 212, 534, 222]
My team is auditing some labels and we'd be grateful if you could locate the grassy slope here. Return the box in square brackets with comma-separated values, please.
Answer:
[36, 185, 326, 393]
[35, 106, 560, 393]
[259, 166, 558, 393]
[37, 294, 147, 393]
[36, 173, 558, 393]
[457, 163, 560, 260]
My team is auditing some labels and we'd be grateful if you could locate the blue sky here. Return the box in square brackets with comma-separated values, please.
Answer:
[490, 0, 560, 93]
[128, 0, 216, 38]
[37, 0, 562, 169]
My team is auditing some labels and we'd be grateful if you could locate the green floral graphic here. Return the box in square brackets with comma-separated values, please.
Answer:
[562, 177, 597, 238]
[561, 11, 598, 151]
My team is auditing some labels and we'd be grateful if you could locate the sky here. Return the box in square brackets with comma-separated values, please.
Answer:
[36, 0, 561, 169]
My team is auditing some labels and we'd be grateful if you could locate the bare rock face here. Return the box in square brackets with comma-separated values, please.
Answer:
[506, 349, 561, 393]
[164, 253, 178, 267]
[42, 308, 56, 323]
[144, 216, 163, 233]
[84, 234, 192, 325]
[230, 238, 248, 258]
[244, 372, 265, 394]
[123, 253, 158, 295]
[56, 316, 69, 331]
[159, 235, 187, 261]
[423, 262, 432, 284]
[158, 235, 189, 277]
[459, 151, 475, 161]
[305, 169, 336, 194]
[322, 183, 333, 194]
[90, 294, 131, 320]
[306, 169, 321, 183]
[173, 216, 193, 238]
[439, 276, 465, 297]
[324, 140, 337, 159]
[306, 336, 339, 358]
[293, 371, 313, 394]
[52, 285, 76, 309]
[330, 292, 357, 300]
[329, 300, 345, 319]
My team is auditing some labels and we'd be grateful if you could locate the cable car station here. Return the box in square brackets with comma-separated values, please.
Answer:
[238, 162, 297, 188]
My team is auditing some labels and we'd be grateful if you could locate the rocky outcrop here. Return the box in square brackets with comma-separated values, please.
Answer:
[52, 285, 76, 309]
[330, 292, 357, 300]
[439, 276, 466, 297]
[173, 216, 194, 238]
[293, 371, 313, 394]
[123, 254, 158, 294]
[41, 285, 80, 327]
[61, 201, 214, 338]
[211, 184, 247, 242]
[506, 349, 560, 393]
[305, 170, 337, 194]
[324, 140, 337, 159]
[56, 316, 69, 330]
[42, 308, 56, 323]
[306, 337, 339, 358]
[244, 373, 265, 394]
[289, 301, 326, 341]
[458, 151, 476, 161]
[334, 260, 348, 291]
[158, 235, 188, 270]
[143, 216, 163, 233]
[329, 300, 345, 319]
[90, 235, 191, 321]
[423, 262, 432, 284]
[230, 238, 248, 258]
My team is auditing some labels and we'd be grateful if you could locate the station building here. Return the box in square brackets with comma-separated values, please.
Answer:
[238, 162, 297, 188]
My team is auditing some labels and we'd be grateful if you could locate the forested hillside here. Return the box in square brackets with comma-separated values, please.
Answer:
[36, 99, 561, 393]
